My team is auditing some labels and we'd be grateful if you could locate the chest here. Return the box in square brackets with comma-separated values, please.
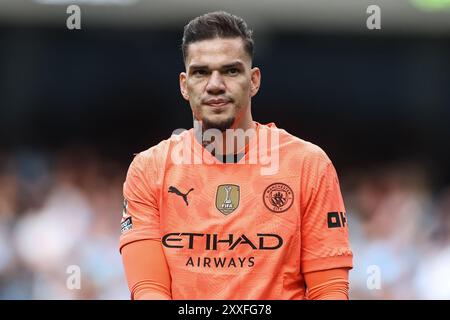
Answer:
[159, 164, 300, 237]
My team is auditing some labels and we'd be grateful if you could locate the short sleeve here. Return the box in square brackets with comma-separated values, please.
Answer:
[119, 152, 161, 253]
[300, 152, 353, 273]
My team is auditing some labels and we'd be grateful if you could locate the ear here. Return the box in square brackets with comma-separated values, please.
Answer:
[250, 67, 261, 97]
[179, 72, 189, 101]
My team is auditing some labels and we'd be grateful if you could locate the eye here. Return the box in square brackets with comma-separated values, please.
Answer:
[227, 68, 240, 76]
[192, 69, 207, 77]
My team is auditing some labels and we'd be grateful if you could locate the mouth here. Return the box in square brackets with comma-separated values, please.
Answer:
[204, 99, 231, 108]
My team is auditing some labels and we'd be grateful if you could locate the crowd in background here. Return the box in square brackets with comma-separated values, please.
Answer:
[1, 146, 449, 299]
[345, 162, 450, 299]
[0, 147, 128, 299]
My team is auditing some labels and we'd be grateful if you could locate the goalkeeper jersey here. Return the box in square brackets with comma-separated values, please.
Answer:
[119, 122, 353, 299]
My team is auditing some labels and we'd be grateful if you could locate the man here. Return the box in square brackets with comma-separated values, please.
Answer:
[119, 11, 353, 300]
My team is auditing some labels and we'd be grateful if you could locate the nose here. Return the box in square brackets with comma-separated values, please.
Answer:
[205, 70, 225, 95]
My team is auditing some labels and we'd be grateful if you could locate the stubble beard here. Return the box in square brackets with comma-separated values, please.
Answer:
[202, 115, 235, 133]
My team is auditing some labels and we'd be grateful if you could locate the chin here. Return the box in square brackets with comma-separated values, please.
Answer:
[202, 116, 236, 132]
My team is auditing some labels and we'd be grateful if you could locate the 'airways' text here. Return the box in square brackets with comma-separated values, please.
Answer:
[186, 256, 255, 268]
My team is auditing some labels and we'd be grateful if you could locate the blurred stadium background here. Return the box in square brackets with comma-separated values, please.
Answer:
[1, 0, 450, 299]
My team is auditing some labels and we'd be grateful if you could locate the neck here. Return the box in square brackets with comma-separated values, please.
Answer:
[196, 118, 256, 159]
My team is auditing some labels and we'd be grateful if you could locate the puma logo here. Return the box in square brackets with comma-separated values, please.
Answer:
[168, 186, 194, 206]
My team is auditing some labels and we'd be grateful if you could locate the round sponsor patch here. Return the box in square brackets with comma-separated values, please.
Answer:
[263, 183, 294, 213]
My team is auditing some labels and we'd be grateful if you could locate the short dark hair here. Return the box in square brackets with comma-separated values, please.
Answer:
[181, 11, 254, 63]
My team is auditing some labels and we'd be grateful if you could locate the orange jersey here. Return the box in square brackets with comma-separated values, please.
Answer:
[119, 122, 353, 299]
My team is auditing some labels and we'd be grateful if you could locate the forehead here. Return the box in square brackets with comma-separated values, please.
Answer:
[185, 37, 250, 68]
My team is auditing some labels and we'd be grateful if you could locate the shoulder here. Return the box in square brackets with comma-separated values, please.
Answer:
[263, 123, 332, 168]
[128, 130, 188, 175]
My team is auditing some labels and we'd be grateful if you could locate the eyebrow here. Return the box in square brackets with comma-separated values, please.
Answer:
[188, 61, 245, 71]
